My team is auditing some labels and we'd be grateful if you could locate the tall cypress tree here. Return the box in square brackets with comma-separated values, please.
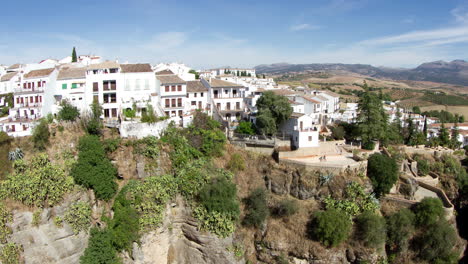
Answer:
[451, 122, 460, 149]
[357, 82, 387, 148]
[438, 123, 450, 147]
[72, 47, 78, 63]
[423, 117, 428, 137]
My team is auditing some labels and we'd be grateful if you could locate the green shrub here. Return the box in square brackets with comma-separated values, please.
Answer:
[123, 108, 136, 119]
[46, 113, 54, 123]
[415, 157, 430, 176]
[185, 112, 226, 157]
[58, 100, 80, 121]
[32, 119, 50, 150]
[32, 210, 41, 226]
[308, 209, 352, 247]
[141, 104, 157, 123]
[102, 138, 121, 153]
[71, 135, 117, 201]
[1, 154, 74, 207]
[243, 188, 269, 228]
[176, 159, 210, 198]
[354, 211, 386, 248]
[227, 153, 245, 172]
[80, 228, 121, 264]
[64, 201, 91, 234]
[367, 153, 398, 197]
[413, 197, 444, 227]
[386, 208, 415, 253]
[193, 205, 236, 238]
[362, 141, 375, 150]
[413, 220, 458, 262]
[0, 242, 22, 264]
[83, 101, 103, 135]
[57, 125, 64, 132]
[128, 175, 177, 230]
[0, 203, 12, 243]
[274, 199, 298, 217]
[235, 121, 255, 135]
[199, 177, 240, 222]
[110, 187, 140, 253]
[54, 216, 63, 228]
[324, 182, 379, 218]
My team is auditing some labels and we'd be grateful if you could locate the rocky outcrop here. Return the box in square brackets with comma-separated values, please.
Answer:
[7, 191, 94, 264]
[125, 196, 244, 264]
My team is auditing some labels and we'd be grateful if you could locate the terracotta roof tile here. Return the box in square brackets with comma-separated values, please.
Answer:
[120, 63, 153, 73]
[87, 61, 120, 70]
[57, 67, 86, 80]
[0, 72, 18, 82]
[23, 68, 55, 79]
[155, 69, 174, 75]
[187, 80, 208, 92]
[156, 75, 186, 84]
[209, 79, 243, 88]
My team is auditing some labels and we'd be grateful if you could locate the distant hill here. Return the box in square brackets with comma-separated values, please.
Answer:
[255, 60, 468, 86]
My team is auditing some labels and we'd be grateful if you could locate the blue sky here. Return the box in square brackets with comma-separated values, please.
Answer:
[1, 0, 468, 69]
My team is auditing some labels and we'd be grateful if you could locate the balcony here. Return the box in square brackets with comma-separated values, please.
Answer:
[14, 88, 45, 95]
[13, 102, 42, 108]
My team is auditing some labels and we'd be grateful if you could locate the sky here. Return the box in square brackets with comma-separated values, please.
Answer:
[1, 0, 468, 69]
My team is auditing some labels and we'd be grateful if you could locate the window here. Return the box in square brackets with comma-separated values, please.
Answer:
[109, 68, 118, 73]
[144, 79, 150, 90]
[233, 90, 237, 96]
[103, 80, 116, 91]
[178, 110, 183, 116]
[171, 99, 176, 107]
[30, 109, 34, 115]
[103, 93, 117, 103]
[38, 81, 42, 88]
[111, 108, 117, 117]
[177, 98, 182, 107]
[62, 83, 67, 90]
[171, 85, 176, 92]
[191, 101, 196, 106]
[225, 89, 228, 94]
[104, 109, 110, 117]
[93, 95, 98, 103]
[93, 82, 98, 92]
[71, 83, 78, 89]
[216, 103, 221, 110]
[135, 79, 141, 91]
[177, 85, 182, 91]
[165, 111, 169, 116]
[28, 83, 31, 89]
[236, 102, 240, 110]
[227, 102, 231, 110]
[125, 79, 131, 91]
[308, 136, 312, 141]
[201, 92, 204, 97]
[165, 86, 170, 92]
[23, 83, 26, 89]
[194, 93, 197, 98]
[165, 99, 170, 108]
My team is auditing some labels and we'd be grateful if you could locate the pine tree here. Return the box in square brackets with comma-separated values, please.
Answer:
[438, 123, 450, 147]
[357, 85, 387, 148]
[72, 47, 77, 63]
[451, 122, 460, 149]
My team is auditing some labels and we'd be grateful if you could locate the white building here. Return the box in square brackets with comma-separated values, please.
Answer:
[280, 113, 320, 149]
[203, 78, 247, 122]
[186, 80, 209, 113]
[154, 63, 195, 81]
[55, 67, 88, 113]
[0, 72, 20, 95]
[156, 73, 187, 117]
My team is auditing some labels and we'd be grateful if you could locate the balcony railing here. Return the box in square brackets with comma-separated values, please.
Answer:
[13, 102, 42, 108]
[14, 88, 45, 94]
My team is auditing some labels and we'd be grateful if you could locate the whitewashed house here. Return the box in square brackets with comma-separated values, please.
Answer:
[55, 67, 88, 113]
[0, 72, 20, 95]
[280, 113, 320, 149]
[156, 73, 187, 117]
[186, 80, 209, 113]
[203, 78, 247, 122]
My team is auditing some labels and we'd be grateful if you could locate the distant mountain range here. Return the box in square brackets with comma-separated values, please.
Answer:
[255, 60, 468, 86]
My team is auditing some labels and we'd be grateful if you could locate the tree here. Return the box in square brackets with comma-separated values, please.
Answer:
[84, 101, 103, 135]
[438, 122, 451, 147]
[80, 228, 121, 264]
[71, 47, 77, 63]
[405, 117, 416, 145]
[188, 69, 199, 79]
[414, 197, 444, 227]
[243, 188, 269, 228]
[235, 121, 255, 135]
[58, 100, 80, 121]
[263, 74, 266, 79]
[32, 118, 50, 150]
[414, 220, 458, 262]
[331, 125, 345, 140]
[256, 91, 292, 133]
[451, 122, 461, 149]
[141, 104, 157, 123]
[71, 135, 118, 200]
[412, 106, 421, 114]
[357, 83, 387, 147]
[386, 208, 415, 253]
[423, 117, 428, 137]
[255, 110, 277, 135]
[355, 211, 386, 248]
[308, 209, 352, 247]
[367, 153, 398, 197]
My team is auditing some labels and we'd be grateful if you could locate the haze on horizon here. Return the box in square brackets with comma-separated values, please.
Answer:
[1, 0, 468, 69]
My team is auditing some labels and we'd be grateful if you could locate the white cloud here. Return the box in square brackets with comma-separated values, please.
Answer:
[290, 23, 321, 31]
[451, 6, 468, 24]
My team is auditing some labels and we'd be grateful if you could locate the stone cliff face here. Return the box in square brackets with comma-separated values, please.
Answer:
[125, 196, 244, 264]
[7, 191, 93, 264]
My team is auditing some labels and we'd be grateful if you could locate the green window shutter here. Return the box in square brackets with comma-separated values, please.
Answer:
[71, 83, 78, 89]
[62, 83, 67, 89]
